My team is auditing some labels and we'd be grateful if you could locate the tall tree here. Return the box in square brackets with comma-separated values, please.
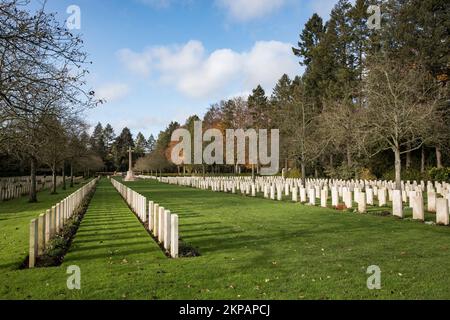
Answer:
[147, 134, 156, 154]
[271, 74, 293, 170]
[113, 128, 134, 171]
[363, 56, 442, 189]
[134, 132, 148, 157]
[90, 123, 106, 159]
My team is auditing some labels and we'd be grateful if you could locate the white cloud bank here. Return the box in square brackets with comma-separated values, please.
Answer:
[95, 83, 131, 102]
[216, 0, 286, 21]
[117, 40, 300, 99]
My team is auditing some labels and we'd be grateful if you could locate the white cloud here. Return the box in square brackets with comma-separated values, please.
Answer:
[217, 0, 285, 21]
[95, 83, 131, 102]
[117, 40, 300, 99]
[117, 48, 153, 77]
[242, 41, 299, 91]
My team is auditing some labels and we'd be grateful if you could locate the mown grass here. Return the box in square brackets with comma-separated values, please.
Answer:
[0, 180, 90, 271]
[0, 178, 449, 300]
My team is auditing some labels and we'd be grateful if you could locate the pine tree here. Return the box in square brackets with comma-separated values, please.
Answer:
[147, 134, 156, 153]
[90, 123, 106, 159]
[271, 75, 293, 169]
[292, 13, 325, 67]
[113, 127, 134, 171]
[134, 132, 148, 156]
[248, 85, 271, 129]
[103, 124, 116, 150]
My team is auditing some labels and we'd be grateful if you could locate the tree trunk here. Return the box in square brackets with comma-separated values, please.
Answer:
[329, 154, 334, 169]
[347, 146, 352, 167]
[406, 149, 411, 169]
[70, 161, 74, 187]
[62, 162, 66, 190]
[51, 162, 57, 194]
[29, 157, 38, 203]
[314, 167, 318, 179]
[421, 147, 426, 173]
[301, 162, 306, 185]
[436, 147, 443, 169]
[394, 148, 402, 190]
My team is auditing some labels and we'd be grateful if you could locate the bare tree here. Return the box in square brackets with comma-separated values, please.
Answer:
[363, 56, 442, 189]
[0, 0, 100, 201]
[286, 77, 327, 182]
[319, 87, 364, 178]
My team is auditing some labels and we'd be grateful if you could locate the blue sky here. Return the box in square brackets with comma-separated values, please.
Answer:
[38, 0, 343, 138]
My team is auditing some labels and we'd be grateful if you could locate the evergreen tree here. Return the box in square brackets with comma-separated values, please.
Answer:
[134, 132, 147, 156]
[147, 134, 156, 153]
[248, 85, 271, 129]
[113, 127, 134, 171]
[292, 13, 325, 67]
[90, 123, 106, 159]
[103, 124, 116, 151]
[271, 74, 293, 169]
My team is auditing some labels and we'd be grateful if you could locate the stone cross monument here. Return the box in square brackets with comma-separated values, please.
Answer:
[124, 147, 136, 181]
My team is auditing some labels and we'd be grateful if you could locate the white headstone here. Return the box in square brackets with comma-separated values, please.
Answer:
[392, 190, 403, 218]
[358, 192, 367, 213]
[412, 194, 424, 221]
[436, 198, 449, 226]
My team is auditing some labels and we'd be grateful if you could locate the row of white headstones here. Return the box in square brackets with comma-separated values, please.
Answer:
[0, 176, 83, 201]
[140, 175, 450, 226]
[28, 178, 99, 268]
[110, 178, 179, 258]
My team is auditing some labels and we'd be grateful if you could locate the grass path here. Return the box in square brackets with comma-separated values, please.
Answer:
[1, 178, 450, 299]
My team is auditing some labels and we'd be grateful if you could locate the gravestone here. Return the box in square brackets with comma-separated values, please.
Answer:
[148, 201, 154, 231]
[427, 192, 436, 212]
[358, 192, 367, 213]
[344, 189, 352, 209]
[366, 188, 374, 206]
[412, 194, 424, 221]
[292, 187, 298, 202]
[158, 207, 165, 242]
[170, 214, 179, 258]
[308, 188, 315, 205]
[378, 188, 387, 207]
[29, 219, 38, 268]
[38, 214, 46, 255]
[320, 189, 327, 208]
[164, 210, 171, 250]
[300, 188, 306, 203]
[436, 198, 449, 225]
[392, 190, 403, 218]
[331, 187, 338, 207]
[153, 204, 159, 237]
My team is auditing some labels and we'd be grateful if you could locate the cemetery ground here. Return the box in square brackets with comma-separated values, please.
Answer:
[1, 178, 450, 300]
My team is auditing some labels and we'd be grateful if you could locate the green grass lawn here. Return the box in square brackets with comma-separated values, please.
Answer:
[0, 180, 91, 271]
[1, 177, 449, 300]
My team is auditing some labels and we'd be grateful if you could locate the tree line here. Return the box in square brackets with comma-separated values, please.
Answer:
[134, 0, 449, 188]
[1, 0, 448, 203]
[0, 0, 101, 201]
